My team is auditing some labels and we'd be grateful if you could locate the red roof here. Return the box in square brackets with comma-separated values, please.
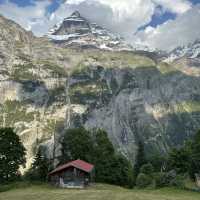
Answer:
[49, 159, 94, 175]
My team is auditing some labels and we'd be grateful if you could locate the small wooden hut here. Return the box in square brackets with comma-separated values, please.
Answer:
[49, 159, 94, 188]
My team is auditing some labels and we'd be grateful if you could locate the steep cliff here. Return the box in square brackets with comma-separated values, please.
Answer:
[0, 14, 200, 168]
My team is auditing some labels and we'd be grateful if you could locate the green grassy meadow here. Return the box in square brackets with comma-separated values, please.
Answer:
[0, 183, 200, 200]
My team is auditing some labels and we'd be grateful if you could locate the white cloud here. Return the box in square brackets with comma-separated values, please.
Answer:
[0, 0, 197, 50]
[0, 0, 51, 36]
[51, 0, 155, 38]
[66, 0, 192, 16]
[56, 0, 192, 37]
[134, 5, 200, 51]
[153, 0, 192, 14]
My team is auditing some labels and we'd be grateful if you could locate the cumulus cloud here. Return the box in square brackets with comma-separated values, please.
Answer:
[51, 0, 155, 38]
[134, 5, 200, 51]
[56, 0, 191, 37]
[0, 0, 51, 35]
[152, 0, 192, 14]
[0, 0, 198, 50]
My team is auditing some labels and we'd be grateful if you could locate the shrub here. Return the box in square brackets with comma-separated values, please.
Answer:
[0, 185, 12, 193]
[154, 171, 185, 189]
[154, 172, 169, 188]
[167, 130, 200, 179]
[170, 175, 185, 189]
[25, 148, 51, 182]
[140, 163, 154, 175]
[24, 170, 39, 182]
[0, 182, 32, 193]
[136, 173, 152, 188]
[147, 154, 167, 172]
[133, 141, 146, 180]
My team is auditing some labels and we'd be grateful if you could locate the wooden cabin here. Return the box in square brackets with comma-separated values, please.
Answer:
[49, 159, 94, 188]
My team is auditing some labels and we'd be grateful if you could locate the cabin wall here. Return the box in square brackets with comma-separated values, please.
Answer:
[50, 174, 60, 187]
[50, 167, 91, 188]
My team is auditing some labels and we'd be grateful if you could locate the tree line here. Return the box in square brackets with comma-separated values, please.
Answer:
[0, 127, 200, 189]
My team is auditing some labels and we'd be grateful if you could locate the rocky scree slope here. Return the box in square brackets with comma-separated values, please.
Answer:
[0, 14, 200, 168]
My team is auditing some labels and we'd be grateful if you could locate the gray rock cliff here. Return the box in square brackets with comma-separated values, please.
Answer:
[0, 14, 200, 169]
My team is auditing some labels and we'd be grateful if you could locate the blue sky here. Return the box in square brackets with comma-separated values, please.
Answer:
[137, 8, 177, 32]
[0, 0, 62, 11]
[0, 0, 199, 50]
[0, 0, 198, 28]
[139, 0, 198, 30]
[0, 0, 198, 26]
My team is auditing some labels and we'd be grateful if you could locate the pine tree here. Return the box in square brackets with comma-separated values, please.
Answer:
[25, 148, 50, 182]
[167, 130, 200, 179]
[0, 128, 26, 183]
[60, 128, 134, 187]
[60, 127, 94, 163]
[32, 149, 50, 181]
[133, 141, 146, 181]
[188, 130, 200, 179]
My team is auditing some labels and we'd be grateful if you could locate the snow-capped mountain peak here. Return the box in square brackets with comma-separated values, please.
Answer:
[70, 10, 81, 18]
[165, 39, 200, 63]
[47, 11, 132, 51]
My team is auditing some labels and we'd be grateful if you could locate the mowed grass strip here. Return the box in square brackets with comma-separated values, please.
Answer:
[0, 184, 200, 200]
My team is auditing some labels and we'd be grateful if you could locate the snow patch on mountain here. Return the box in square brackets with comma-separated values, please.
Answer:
[165, 39, 200, 63]
[47, 11, 133, 51]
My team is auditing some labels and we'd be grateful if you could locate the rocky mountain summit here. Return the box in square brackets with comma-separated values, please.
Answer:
[0, 14, 200, 169]
[165, 39, 200, 62]
[163, 39, 200, 77]
[47, 11, 132, 50]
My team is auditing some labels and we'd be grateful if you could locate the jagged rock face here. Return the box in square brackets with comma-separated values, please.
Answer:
[162, 40, 200, 77]
[0, 14, 200, 167]
[68, 62, 200, 163]
[51, 11, 91, 36]
[165, 39, 200, 63]
[47, 11, 132, 51]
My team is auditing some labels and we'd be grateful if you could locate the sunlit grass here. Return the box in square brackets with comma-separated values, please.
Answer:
[0, 183, 199, 200]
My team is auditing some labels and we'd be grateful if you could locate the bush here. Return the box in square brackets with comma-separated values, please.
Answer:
[154, 172, 169, 188]
[170, 175, 185, 189]
[0, 182, 32, 193]
[147, 154, 167, 172]
[140, 163, 154, 175]
[24, 169, 40, 182]
[153, 171, 185, 189]
[167, 130, 200, 179]
[136, 173, 152, 188]
[25, 148, 51, 182]
[0, 185, 12, 193]
[133, 141, 146, 181]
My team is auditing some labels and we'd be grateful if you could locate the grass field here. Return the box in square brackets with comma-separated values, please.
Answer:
[0, 183, 200, 200]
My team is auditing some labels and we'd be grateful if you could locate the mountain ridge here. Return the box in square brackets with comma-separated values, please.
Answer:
[165, 39, 200, 63]
[47, 11, 133, 51]
[0, 13, 200, 170]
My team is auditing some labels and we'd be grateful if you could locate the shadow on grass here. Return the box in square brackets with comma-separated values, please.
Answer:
[0, 181, 50, 193]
